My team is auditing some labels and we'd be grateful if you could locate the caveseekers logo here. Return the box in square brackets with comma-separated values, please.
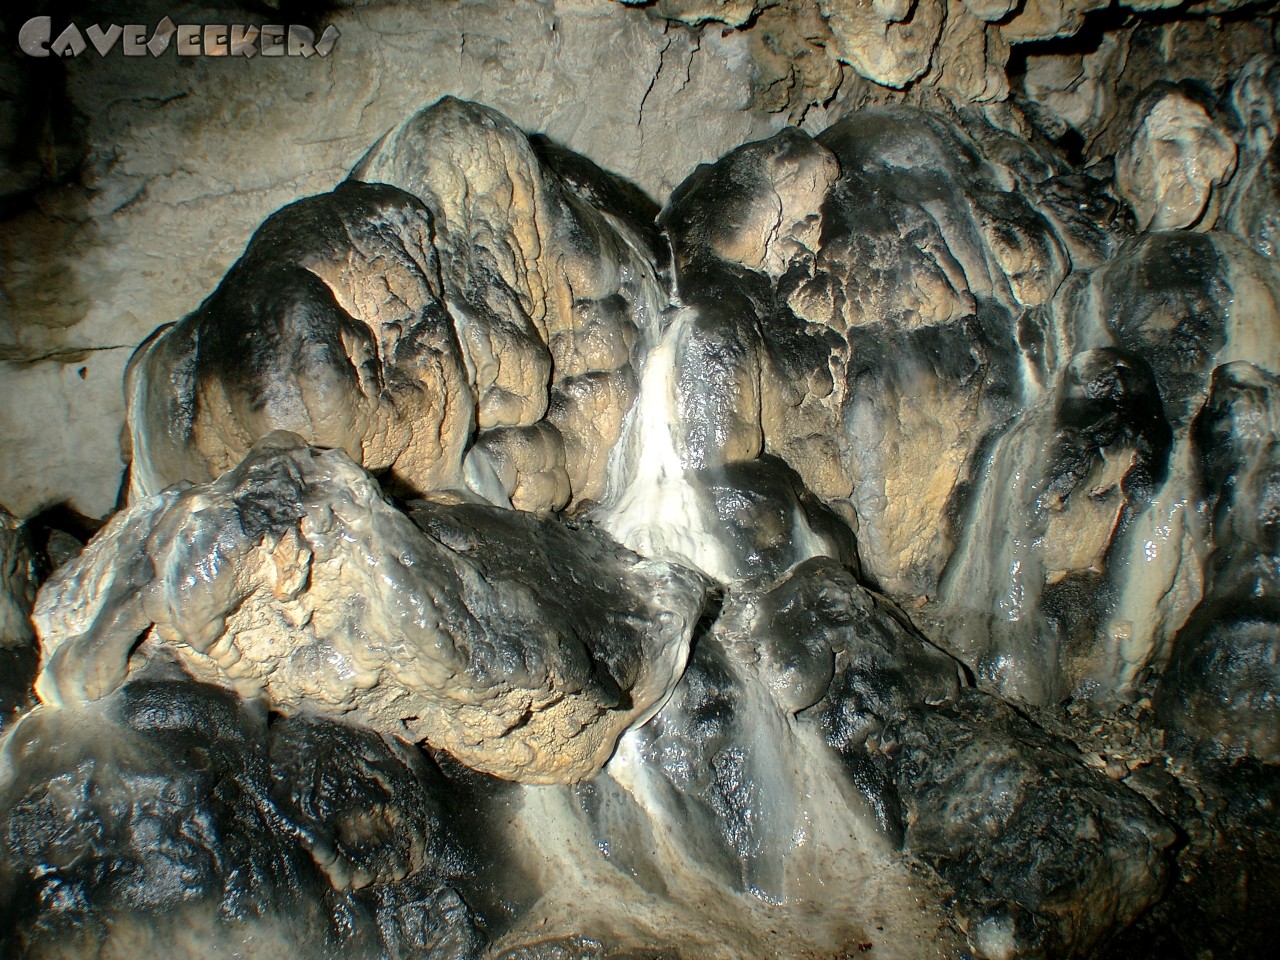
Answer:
[17, 16, 339, 58]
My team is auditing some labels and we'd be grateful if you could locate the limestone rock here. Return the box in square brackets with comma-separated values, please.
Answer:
[1100, 758, 1280, 960]
[622, 0, 761, 24]
[351, 97, 668, 511]
[963, 0, 1018, 19]
[1159, 607, 1280, 766]
[1156, 363, 1280, 764]
[1093, 232, 1280, 425]
[933, 7, 1011, 104]
[126, 181, 473, 503]
[33, 435, 708, 784]
[746, 1, 846, 123]
[1031, 168, 1127, 269]
[1116, 87, 1239, 233]
[887, 689, 1175, 958]
[817, 0, 945, 90]
[1022, 32, 1130, 143]
[782, 558, 963, 833]
[0, 0, 782, 520]
[1, 507, 40, 725]
[1001, 0, 1108, 45]
[0, 675, 487, 960]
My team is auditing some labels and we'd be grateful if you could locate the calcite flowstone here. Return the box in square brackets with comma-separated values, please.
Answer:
[129, 99, 669, 514]
[126, 181, 472, 503]
[661, 105, 1069, 598]
[33, 434, 708, 784]
[0, 675, 487, 959]
[1115, 87, 1238, 233]
[351, 97, 667, 513]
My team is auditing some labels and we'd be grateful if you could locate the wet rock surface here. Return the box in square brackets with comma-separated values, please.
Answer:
[0, 674, 487, 960]
[33, 434, 706, 785]
[888, 690, 1174, 958]
[3, 14, 1280, 955]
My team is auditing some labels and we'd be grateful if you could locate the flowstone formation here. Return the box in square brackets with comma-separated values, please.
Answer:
[3, 71, 1280, 960]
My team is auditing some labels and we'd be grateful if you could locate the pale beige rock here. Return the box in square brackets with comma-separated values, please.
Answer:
[1001, 0, 1108, 45]
[817, 0, 945, 90]
[662, 129, 840, 474]
[126, 98, 671, 516]
[933, 9, 1010, 104]
[962, 0, 1018, 20]
[700, 134, 840, 279]
[355, 99, 557, 432]
[33, 436, 708, 784]
[747, 1, 845, 122]
[0, 0, 782, 520]
[1117, 89, 1239, 233]
[1041, 448, 1138, 586]
[125, 181, 474, 505]
[352, 98, 669, 511]
[548, 370, 638, 506]
[1022, 33, 1129, 142]
[472, 423, 572, 513]
[623, 0, 761, 24]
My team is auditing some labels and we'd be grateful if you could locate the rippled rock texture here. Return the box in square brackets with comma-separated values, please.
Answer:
[38, 434, 705, 784]
[4, 58, 1280, 960]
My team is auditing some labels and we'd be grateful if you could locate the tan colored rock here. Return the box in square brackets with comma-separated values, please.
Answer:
[661, 129, 840, 473]
[962, 0, 1018, 20]
[128, 99, 670, 516]
[933, 8, 1010, 104]
[548, 370, 638, 506]
[817, 0, 945, 90]
[472, 423, 572, 514]
[356, 99, 555, 431]
[623, 0, 761, 24]
[1041, 448, 1137, 586]
[125, 181, 474, 504]
[747, 1, 845, 122]
[33, 435, 708, 784]
[775, 109, 1070, 592]
[1022, 33, 1129, 142]
[353, 98, 669, 511]
[1001, 0, 1107, 45]
[668, 128, 840, 281]
[1116, 88, 1239, 233]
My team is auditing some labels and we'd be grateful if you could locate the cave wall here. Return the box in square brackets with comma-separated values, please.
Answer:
[2, 0, 1277, 521]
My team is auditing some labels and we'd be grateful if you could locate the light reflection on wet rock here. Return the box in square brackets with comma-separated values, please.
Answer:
[4, 75, 1280, 960]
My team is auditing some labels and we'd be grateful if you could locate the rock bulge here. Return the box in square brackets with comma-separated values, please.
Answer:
[5, 65, 1280, 960]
